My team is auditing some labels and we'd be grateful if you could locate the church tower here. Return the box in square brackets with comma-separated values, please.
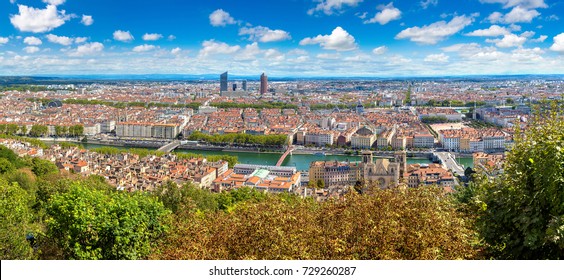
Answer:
[394, 151, 407, 178]
[362, 151, 373, 164]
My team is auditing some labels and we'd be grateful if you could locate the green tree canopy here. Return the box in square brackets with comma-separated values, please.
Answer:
[466, 104, 564, 259]
[46, 183, 171, 260]
[0, 180, 36, 259]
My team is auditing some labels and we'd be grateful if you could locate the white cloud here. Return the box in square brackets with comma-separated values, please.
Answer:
[167, 35, 176, 41]
[70, 42, 104, 56]
[395, 15, 474, 44]
[479, 0, 547, 9]
[508, 24, 522, 31]
[46, 34, 72, 45]
[299, 26, 357, 51]
[488, 6, 540, 24]
[549, 33, 564, 53]
[424, 53, 449, 63]
[0, 37, 9, 45]
[503, 6, 540, 23]
[74, 37, 88, 44]
[420, 0, 438, 9]
[199, 40, 240, 57]
[113, 30, 134, 42]
[42, 0, 66, 6]
[486, 33, 526, 48]
[171, 47, 181, 55]
[530, 35, 547, 42]
[239, 26, 291, 43]
[234, 42, 262, 61]
[142, 33, 163, 41]
[308, 0, 363, 15]
[81, 15, 94, 26]
[23, 46, 40, 54]
[317, 53, 341, 59]
[465, 25, 509, 36]
[364, 3, 401, 25]
[24, 36, 42, 45]
[133, 44, 156, 52]
[372, 46, 388, 55]
[209, 9, 236, 27]
[10, 5, 71, 33]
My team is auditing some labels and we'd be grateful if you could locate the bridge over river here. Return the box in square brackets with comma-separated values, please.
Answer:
[157, 140, 181, 153]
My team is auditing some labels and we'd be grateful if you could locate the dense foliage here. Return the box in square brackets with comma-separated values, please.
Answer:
[460, 104, 564, 259]
[63, 98, 201, 110]
[154, 187, 478, 260]
[187, 131, 288, 147]
[46, 183, 170, 260]
[421, 116, 449, 123]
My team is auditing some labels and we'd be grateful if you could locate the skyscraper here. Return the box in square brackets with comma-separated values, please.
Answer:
[260, 73, 268, 95]
[242, 80, 247, 91]
[232, 83, 237, 91]
[220, 71, 228, 92]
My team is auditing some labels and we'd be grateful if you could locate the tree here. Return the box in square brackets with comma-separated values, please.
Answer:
[29, 125, 48, 137]
[0, 180, 36, 259]
[46, 183, 171, 259]
[467, 104, 564, 259]
[316, 179, 325, 189]
[0, 158, 15, 174]
[30, 157, 59, 177]
[154, 187, 479, 260]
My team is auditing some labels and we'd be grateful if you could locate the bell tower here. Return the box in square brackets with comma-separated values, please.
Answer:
[362, 151, 373, 164]
[394, 151, 407, 178]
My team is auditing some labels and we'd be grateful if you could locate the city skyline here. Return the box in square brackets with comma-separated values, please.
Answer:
[0, 0, 563, 76]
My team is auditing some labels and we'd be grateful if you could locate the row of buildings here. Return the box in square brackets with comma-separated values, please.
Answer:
[309, 151, 456, 190]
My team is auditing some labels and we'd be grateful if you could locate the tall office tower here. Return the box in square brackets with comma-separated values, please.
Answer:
[260, 73, 268, 95]
[242, 80, 247, 91]
[233, 83, 237, 91]
[220, 71, 228, 92]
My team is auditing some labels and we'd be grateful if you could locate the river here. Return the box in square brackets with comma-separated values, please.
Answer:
[81, 143, 473, 171]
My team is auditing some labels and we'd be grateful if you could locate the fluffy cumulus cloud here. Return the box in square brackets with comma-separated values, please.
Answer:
[549, 33, 564, 53]
[466, 25, 509, 37]
[142, 33, 163, 41]
[239, 26, 291, 43]
[199, 40, 240, 57]
[479, 0, 547, 9]
[23, 46, 40, 54]
[46, 34, 73, 45]
[500, 6, 540, 23]
[424, 53, 449, 63]
[133, 44, 156, 52]
[70, 42, 104, 57]
[113, 30, 134, 42]
[209, 9, 236, 27]
[364, 2, 401, 25]
[24, 36, 42, 45]
[0, 37, 9, 45]
[234, 42, 262, 61]
[299, 26, 357, 51]
[486, 33, 527, 48]
[10, 5, 71, 33]
[372, 46, 388, 55]
[395, 15, 474, 44]
[74, 37, 88, 44]
[530, 35, 547, 42]
[171, 47, 181, 55]
[42, 0, 66, 5]
[420, 0, 438, 9]
[81, 15, 94, 26]
[308, 0, 363, 15]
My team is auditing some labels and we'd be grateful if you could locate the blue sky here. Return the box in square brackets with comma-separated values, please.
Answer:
[0, 0, 563, 76]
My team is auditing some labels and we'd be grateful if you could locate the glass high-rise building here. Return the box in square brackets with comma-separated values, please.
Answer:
[242, 80, 247, 91]
[220, 71, 228, 92]
[260, 73, 268, 95]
